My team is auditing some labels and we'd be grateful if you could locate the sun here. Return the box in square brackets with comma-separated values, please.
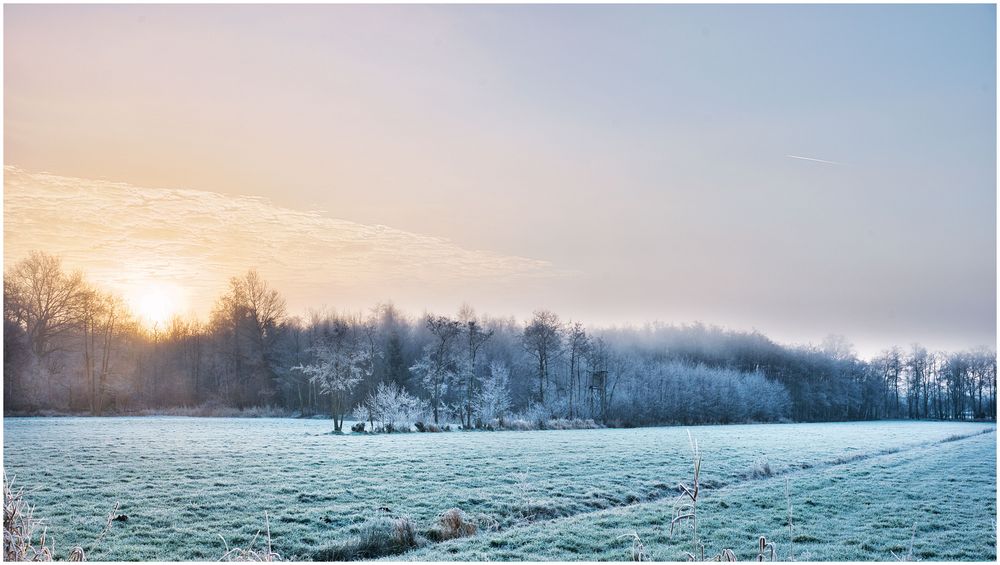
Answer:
[127, 283, 182, 329]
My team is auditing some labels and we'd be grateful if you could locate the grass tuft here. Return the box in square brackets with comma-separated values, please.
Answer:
[315, 514, 425, 561]
[4, 472, 54, 562]
[751, 457, 774, 479]
[219, 512, 281, 562]
[428, 508, 478, 541]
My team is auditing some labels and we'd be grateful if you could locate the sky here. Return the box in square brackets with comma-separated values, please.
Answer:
[3, 4, 996, 358]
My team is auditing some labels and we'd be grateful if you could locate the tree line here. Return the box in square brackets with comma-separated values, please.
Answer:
[4, 251, 996, 428]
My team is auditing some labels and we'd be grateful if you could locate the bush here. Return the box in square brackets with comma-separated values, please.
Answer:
[357, 383, 427, 433]
[415, 422, 448, 433]
[497, 417, 602, 431]
[543, 418, 600, 430]
[504, 418, 536, 431]
[350, 422, 366, 433]
[131, 403, 294, 418]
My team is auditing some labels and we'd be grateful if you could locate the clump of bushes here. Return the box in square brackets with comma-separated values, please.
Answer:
[354, 383, 428, 434]
[133, 402, 294, 418]
[502, 418, 601, 431]
[414, 422, 450, 433]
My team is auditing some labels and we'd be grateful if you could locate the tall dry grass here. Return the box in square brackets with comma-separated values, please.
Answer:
[427, 508, 477, 541]
[665, 433, 780, 562]
[670, 431, 703, 560]
[218, 512, 281, 562]
[313, 513, 425, 561]
[618, 531, 649, 562]
[4, 473, 54, 562]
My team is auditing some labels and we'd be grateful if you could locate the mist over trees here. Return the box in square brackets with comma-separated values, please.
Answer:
[4, 251, 996, 427]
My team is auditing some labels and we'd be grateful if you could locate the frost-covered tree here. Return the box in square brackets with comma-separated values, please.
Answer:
[4, 249, 996, 427]
[293, 325, 366, 431]
[475, 361, 512, 427]
[522, 310, 562, 404]
[410, 315, 460, 424]
[564, 322, 589, 419]
[458, 308, 494, 429]
[360, 381, 424, 432]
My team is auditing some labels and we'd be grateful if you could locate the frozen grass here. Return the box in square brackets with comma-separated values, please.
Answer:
[2, 418, 994, 560]
[401, 431, 997, 561]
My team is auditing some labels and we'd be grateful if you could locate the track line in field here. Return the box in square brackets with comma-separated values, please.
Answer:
[385, 427, 996, 560]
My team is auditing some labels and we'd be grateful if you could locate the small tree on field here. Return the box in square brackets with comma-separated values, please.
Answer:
[292, 326, 366, 431]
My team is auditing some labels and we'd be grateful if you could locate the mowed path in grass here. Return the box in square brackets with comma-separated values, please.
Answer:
[3, 418, 995, 560]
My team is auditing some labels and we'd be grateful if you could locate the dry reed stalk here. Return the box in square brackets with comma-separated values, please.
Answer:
[785, 478, 795, 561]
[671, 431, 703, 560]
[756, 535, 776, 561]
[890, 523, 917, 562]
[618, 531, 649, 562]
[711, 548, 737, 561]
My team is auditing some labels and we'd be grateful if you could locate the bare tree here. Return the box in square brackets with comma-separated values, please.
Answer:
[410, 315, 460, 424]
[211, 270, 287, 406]
[565, 322, 589, 419]
[4, 251, 86, 361]
[458, 307, 494, 428]
[522, 310, 562, 405]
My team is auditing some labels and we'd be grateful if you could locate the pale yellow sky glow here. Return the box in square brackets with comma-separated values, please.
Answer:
[3, 5, 995, 356]
[4, 167, 564, 323]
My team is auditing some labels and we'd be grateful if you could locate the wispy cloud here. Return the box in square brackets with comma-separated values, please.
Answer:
[785, 155, 843, 166]
[4, 167, 566, 317]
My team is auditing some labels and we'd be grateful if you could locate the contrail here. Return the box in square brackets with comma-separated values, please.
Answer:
[785, 154, 843, 166]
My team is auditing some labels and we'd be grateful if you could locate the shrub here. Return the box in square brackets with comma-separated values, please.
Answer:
[544, 418, 600, 430]
[504, 418, 536, 431]
[357, 383, 426, 433]
[498, 417, 601, 431]
[132, 403, 294, 418]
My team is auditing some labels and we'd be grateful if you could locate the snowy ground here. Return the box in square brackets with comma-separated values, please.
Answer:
[2, 419, 995, 561]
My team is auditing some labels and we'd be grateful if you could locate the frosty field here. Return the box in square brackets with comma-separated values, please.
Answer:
[3, 418, 995, 561]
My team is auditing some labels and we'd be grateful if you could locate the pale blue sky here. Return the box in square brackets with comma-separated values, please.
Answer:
[4, 4, 996, 356]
